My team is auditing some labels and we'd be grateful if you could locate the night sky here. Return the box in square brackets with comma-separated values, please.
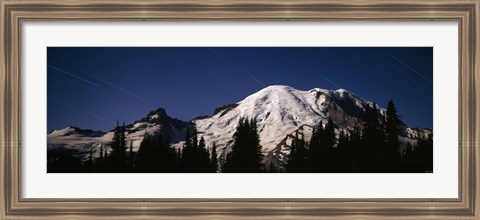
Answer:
[47, 47, 433, 132]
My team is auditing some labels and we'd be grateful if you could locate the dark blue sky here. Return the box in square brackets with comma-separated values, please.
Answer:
[47, 47, 433, 132]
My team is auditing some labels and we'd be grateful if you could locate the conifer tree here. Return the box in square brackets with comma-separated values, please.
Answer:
[287, 135, 298, 173]
[157, 135, 176, 172]
[210, 142, 218, 172]
[415, 134, 433, 172]
[83, 147, 95, 172]
[95, 143, 105, 172]
[196, 136, 212, 172]
[191, 126, 198, 150]
[349, 125, 362, 172]
[175, 148, 183, 172]
[384, 100, 401, 171]
[307, 121, 323, 172]
[361, 103, 383, 171]
[134, 132, 175, 172]
[182, 126, 196, 172]
[335, 129, 350, 172]
[222, 117, 263, 172]
[109, 121, 128, 172]
[128, 141, 134, 171]
[402, 142, 414, 172]
[99, 144, 104, 160]
[320, 119, 336, 172]
[135, 132, 155, 172]
[286, 131, 306, 172]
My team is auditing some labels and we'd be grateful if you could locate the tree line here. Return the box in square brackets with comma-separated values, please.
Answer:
[48, 116, 264, 173]
[47, 100, 433, 173]
[78, 122, 218, 173]
[287, 100, 433, 173]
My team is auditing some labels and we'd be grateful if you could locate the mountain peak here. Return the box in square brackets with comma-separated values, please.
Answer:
[135, 107, 189, 133]
[264, 84, 293, 89]
[147, 107, 168, 118]
[138, 107, 172, 124]
[309, 87, 330, 94]
[260, 85, 356, 98]
[49, 126, 105, 137]
[336, 88, 349, 93]
[333, 88, 355, 100]
[258, 85, 295, 93]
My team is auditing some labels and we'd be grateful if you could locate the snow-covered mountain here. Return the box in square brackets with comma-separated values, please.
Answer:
[194, 85, 430, 170]
[48, 108, 189, 159]
[47, 85, 431, 170]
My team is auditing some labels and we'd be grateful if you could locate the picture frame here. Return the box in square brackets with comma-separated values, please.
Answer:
[1, 0, 479, 219]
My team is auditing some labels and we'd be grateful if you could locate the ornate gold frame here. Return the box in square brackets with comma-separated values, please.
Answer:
[1, 0, 479, 219]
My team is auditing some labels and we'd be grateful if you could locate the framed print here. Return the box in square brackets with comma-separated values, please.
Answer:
[1, 0, 479, 219]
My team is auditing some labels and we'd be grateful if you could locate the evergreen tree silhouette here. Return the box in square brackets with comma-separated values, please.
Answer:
[196, 136, 213, 172]
[349, 125, 362, 172]
[182, 125, 197, 172]
[210, 142, 218, 172]
[402, 142, 414, 172]
[360, 103, 384, 172]
[109, 121, 128, 172]
[47, 152, 83, 173]
[286, 133, 298, 172]
[414, 134, 433, 172]
[83, 147, 95, 172]
[222, 117, 263, 172]
[286, 131, 307, 173]
[128, 141, 134, 172]
[134, 132, 176, 172]
[320, 119, 336, 172]
[135, 132, 156, 172]
[191, 125, 198, 150]
[157, 135, 176, 172]
[95, 143, 105, 172]
[384, 100, 401, 172]
[307, 121, 323, 172]
[175, 148, 183, 172]
[179, 125, 215, 173]
[335, 129, 350, 172]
